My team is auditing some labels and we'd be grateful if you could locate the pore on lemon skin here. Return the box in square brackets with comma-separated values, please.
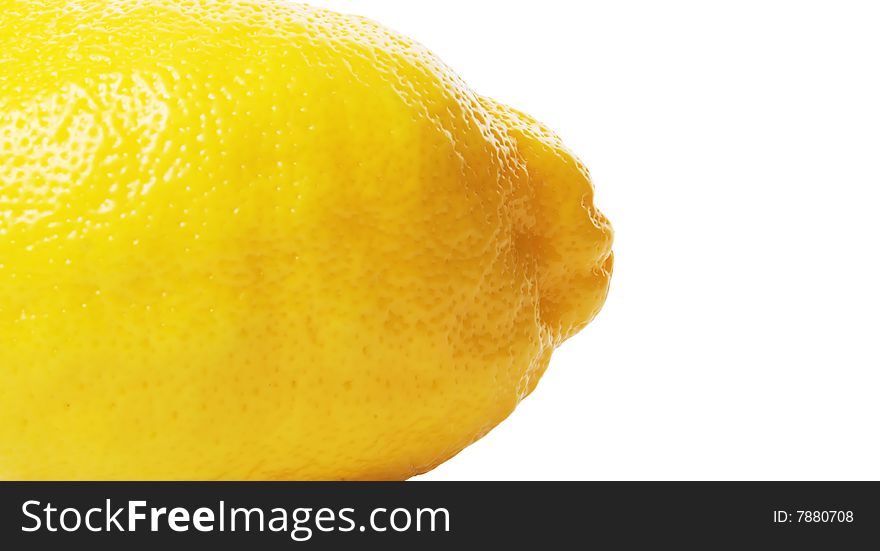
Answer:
[0, 0, 613, 480]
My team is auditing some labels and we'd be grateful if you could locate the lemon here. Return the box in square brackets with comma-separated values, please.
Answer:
[0, 0, 613, 480]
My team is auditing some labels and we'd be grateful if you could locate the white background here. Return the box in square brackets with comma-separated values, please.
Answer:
[307, 0, 880, 480]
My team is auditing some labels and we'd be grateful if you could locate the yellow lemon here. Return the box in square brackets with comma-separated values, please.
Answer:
[0, 0, 613, 480]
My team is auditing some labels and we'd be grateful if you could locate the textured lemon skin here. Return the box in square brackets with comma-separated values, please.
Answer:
[0, 0, 613, 480]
